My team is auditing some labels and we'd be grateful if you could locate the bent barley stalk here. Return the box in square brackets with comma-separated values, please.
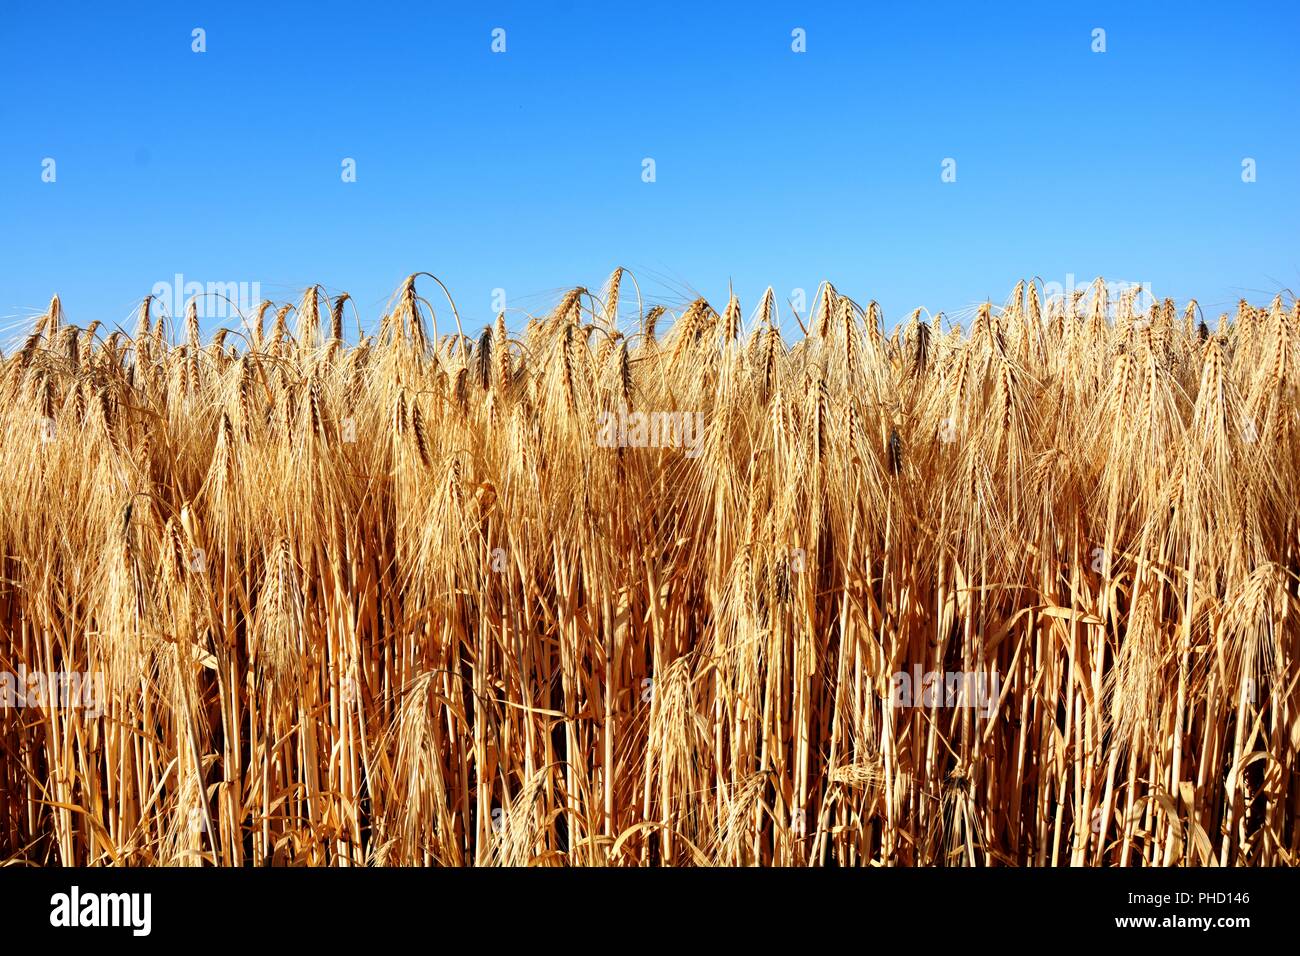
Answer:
[0, 273, 1297, 867]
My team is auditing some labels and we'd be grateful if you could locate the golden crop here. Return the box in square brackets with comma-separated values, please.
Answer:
[1, 272, 1296, 866]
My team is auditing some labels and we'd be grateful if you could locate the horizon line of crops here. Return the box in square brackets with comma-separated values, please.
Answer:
[1, 271, 1297, 866]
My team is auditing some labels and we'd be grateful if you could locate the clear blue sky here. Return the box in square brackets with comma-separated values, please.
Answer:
[2, 1, 1297, 340]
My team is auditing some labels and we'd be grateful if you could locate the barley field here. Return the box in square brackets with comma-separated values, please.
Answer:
[1, 272, 1297, 867]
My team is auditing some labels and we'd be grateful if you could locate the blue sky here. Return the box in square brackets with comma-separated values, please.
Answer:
[1, 1, 1296, 339]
